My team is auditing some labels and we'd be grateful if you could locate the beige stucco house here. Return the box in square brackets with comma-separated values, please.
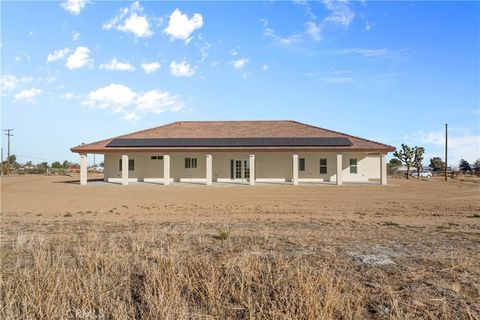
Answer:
[71, 120, 395, 186]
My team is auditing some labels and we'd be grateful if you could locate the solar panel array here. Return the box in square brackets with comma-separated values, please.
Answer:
[106, 137, 353, 148]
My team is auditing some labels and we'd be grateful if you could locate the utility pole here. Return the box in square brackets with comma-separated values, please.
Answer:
[4, 129, 14, 160]
[444, 123, 448, 181]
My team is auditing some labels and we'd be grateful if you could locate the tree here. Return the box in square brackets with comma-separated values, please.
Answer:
[429, 157, 445, 172]
[413, 146, 425, 179]
[99, 161, 104, 168]
[37, 162, 49, 174]
[393, 144, 414, 179]
[459, 159, 471, 172]
[51, 161, 63, 169]
[62, 160, 71, 169]
[473, 159, 480, 173]
[7, 154, 16, 164]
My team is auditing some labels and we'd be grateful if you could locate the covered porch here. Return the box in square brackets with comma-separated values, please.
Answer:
[78, 152, 388, 186]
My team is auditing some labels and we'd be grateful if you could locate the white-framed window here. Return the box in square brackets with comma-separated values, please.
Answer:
[350, 158, 358, 174]
[319, 158, 327, 174]
[185, 158, 197, 169]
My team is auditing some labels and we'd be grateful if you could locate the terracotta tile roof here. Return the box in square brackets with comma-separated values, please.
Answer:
[70, 120, 395, 153]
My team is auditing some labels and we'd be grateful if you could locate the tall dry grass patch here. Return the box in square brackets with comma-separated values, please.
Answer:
[1, 226, 478, 319]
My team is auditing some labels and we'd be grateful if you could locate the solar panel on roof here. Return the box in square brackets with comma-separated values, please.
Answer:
[106, 137, 353, 148]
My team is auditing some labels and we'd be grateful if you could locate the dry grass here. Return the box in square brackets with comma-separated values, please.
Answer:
[1, 176, 480, 319]
[2, 225, 479, 320]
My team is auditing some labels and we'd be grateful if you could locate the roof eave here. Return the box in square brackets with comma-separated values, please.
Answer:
[71, 146, 396, 154]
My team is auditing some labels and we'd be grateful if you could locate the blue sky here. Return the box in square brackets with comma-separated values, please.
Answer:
[1, 0, 479, 166]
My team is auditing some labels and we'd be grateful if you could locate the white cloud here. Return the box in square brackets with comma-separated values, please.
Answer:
[82, 83, 183, 123]
[122, 112, 140, 123]
[307, 70, 398, 86]
[136, 90, 184, 113]
[164, 9, 203, 43]
[141, 62, 161, 74]
[14, 88, 43, 103]
[198, 41, 212, 62]
[65, 46, 93, 69]
[71, 31, 80, 41]
[99, 58, 135, 71]
[170, 61, 196, 77]
[305, 21, 322, 41]
[28, 30, 34, 36]
[262, 64, 270, 71]
[47, 48, 71, 63]
[83, 84, 136, 110]
[103, 1, 153, 38]
[335, 48, 389, 57]
[262, 19, 302, 47]
[120, 13, 153, 38]
[229, 49, 238, 56]
[323, 0, 355, 27]
[61, 0, 87, 15]
[1, 75, 33, 92]
[60, 92, 80, 99]
[232, 57, 249, 70]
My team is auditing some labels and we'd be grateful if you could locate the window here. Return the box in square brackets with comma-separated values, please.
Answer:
[119, 159, 135, 171]
[319, 158, 327, 174]
[151, 156, 164, 160]
[185, 158, 197, 169]
[350, 158, 358, 174]
[299, 158, 305, 171]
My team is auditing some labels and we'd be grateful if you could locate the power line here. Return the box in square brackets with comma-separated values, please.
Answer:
[14, 153, 60, 162]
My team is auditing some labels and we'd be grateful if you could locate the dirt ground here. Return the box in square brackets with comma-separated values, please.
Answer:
[1, 175, 480, 319]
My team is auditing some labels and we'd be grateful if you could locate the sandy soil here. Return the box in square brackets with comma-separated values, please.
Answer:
[2, 175, 480, 248]
[1, 175, 480, 318]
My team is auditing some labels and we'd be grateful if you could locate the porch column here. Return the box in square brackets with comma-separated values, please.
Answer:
[163, 155, 170, 185]
[206, 154, 212, 185]
[380, 154, 387, 185]
[292, 154, 299, 185]
[80, 154, 87, 185]
[249, 154, 255, 186]
[121, 155, 128, 186]
[336, 153, 343, 185]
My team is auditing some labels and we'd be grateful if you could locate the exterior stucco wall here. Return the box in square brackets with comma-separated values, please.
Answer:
[104, 153, 165, 181]
[103, 151, 382, 183]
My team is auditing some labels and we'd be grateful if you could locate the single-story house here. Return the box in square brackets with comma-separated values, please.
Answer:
[70, 120, 395, 186]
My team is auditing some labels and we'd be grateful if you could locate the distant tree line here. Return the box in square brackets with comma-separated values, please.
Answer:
[1, 155, 104, 175]
[388, 144, 479, 178]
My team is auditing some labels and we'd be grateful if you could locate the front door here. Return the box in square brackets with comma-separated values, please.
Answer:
[231, 159, 250, 181]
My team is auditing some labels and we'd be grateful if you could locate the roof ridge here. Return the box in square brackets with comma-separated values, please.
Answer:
[290, 120, 396, 150]
[172, 120, 294, 123]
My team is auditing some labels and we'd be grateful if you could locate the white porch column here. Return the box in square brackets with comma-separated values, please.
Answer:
[121, 155, 128, 186]
[336, 153, 343, 185]
[206, 154, 212, 185]
[80, 154, 87, 185]
[249, 154, 255, 186]
[292, 154, 299, 185]
[163, 155, 170, 186]
[380, 154, 387, 185]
